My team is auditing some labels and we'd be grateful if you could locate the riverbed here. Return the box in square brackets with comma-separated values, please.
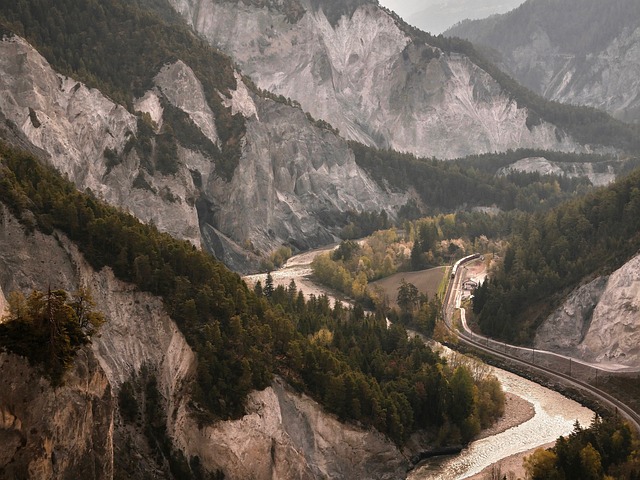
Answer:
[407, 362, 593, 479]
[244, 248, 594, 479]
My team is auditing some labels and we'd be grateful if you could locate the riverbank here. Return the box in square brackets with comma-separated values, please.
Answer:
[462, 393, 537, 480]
[476, 392, 535, 441]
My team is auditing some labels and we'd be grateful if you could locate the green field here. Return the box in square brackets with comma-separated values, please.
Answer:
[369, 267, 447, 307]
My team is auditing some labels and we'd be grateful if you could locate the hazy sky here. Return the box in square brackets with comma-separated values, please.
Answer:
[378, 0, 527, 34]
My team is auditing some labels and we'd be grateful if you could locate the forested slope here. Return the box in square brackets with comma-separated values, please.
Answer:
[351, 143, 611, 215]
[473, 167, 640, 342]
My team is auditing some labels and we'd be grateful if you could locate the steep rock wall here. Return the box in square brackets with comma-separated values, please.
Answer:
[176, 377, 407, 480]
[0, 35, 202, 248]
[535, 253, 640, 367]
[168, 0, 581, 159]
[0, 35, 403, 271]
[0, 209, 115, 478]
[0, 351, 114, 480]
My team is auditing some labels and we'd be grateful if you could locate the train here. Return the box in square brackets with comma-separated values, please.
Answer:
[450, 253, 481, 278]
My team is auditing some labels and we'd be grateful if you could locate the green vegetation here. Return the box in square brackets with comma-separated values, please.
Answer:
[339, 210, 391, 240]
[391, 280, 440, 337]
[473, 168, 640, 343]
[0, 0, 246, 180]
[523, 417, 639, 480]
[311, 213, 504, 306]
[259, 246, 293, 272]
[0, 141, 504, 445]
[351, 143, 598, 217]
[0, 287, 105, 384]
[311, 230, 405, 303]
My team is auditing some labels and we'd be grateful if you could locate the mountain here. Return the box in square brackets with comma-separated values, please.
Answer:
[0, 197, 406, 479]
[0, 142, 510, 477]
[0, 7, 402, 273]
[406, 0, 524, 35]
[2, 0, 640, 273]
[445, 0, 640, 124]
[165, 0, 636, 158]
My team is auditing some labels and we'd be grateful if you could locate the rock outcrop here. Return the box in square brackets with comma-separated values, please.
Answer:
[0, 350, 114, 480]
[498, 157, 617, 186]
[535, 254, 640, 367]
[168, 0, 582, 159]
[176, 377, 406, 480]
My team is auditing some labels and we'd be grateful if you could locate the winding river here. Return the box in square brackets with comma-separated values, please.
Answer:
[244, 247, 594, 479]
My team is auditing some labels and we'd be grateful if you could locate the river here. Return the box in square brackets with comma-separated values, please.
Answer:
[244, 247, 594, 479]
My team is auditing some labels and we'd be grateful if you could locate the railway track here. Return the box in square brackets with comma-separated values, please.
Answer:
[442, 255, 640, 434]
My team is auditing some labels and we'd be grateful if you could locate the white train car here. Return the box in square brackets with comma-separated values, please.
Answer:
[451, 253, 481, 278]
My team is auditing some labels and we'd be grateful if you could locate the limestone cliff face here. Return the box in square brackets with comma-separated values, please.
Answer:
[535, 254, 640, 367]
[0, 35, 202, 249]
[0, 208, 407, 479]
[0, 351, 114, 480]
[0, 211, 115, 480]
[0, 34, 403, 272]
[176, 377, 406, 480]
[167, 0, 581, 159]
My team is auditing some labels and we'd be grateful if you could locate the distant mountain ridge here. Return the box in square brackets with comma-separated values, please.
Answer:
[445, 0, 640, 123]
[406, 0, 524, 35]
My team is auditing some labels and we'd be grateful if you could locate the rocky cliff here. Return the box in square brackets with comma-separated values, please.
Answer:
[535, 253, 640, 367]
[167, 0, 583, 159]
[0, 351, 113, 480]
[498, 156, 617, 186]
[445, 0, 640, 124]
[0, 34, 403, 272]
[0, 206, 408, 479]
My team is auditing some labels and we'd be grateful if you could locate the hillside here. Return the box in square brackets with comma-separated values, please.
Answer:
[0, 0, 407, 272]
[0, 141, 507, 477]
[473, 166, 640, 365]
[446, 0, 640, 123]
[2, 0, 640, 275]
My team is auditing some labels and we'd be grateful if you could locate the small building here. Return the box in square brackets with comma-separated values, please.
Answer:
[462, 279, 478, 290]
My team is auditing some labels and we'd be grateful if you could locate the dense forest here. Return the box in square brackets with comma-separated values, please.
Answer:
[351, 142, 604, 217]
[0, 141, 504, 447]
[524, 416, 640, 479]
[473, 167, 640, 343]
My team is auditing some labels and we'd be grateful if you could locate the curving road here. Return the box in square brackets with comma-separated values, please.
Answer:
[443, 256, 640, 435]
